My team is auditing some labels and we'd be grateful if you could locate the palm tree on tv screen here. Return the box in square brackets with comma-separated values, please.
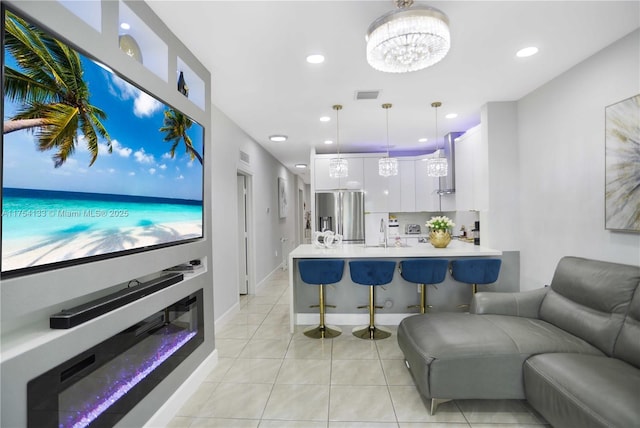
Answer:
[2, 11, 111, 168]
[160, 108, 203, 165]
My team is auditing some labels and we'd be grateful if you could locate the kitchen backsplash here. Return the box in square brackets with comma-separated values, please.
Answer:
[390, 211, 479, 237]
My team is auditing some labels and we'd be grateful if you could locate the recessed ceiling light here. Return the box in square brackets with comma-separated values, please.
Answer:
[516, 46, 539, 58]
[445, 113, 457, 119]
[269, 135, 287, 142]
[418, 138, 428, 143]
[319, 116, 331, 122]
[295, 163, 307, 169]
[120, 22, 131, 30]
[324, 140, 334, 145]
[306, 54, 325, 64]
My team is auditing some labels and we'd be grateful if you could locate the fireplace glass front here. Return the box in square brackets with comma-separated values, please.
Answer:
[28, 289, 204, 428]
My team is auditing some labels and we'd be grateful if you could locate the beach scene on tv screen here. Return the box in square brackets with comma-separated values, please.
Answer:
[2, 11, 204, 274]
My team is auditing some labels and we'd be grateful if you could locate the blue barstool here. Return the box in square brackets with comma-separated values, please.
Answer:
[349, 260, 396, 340]
[399, 258, 449, 314]
[298, 259, 345, 339]
[450, 258, 501, 308]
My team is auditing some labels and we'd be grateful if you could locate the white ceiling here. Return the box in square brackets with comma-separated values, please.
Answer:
[146, 1, 640, 182]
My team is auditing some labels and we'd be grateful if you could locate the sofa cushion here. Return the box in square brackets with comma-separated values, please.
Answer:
[614, 284, 640, 368]
[524, 353, 640, 428]
[540, 257, 640, 355]
[397, 312, 603, 400]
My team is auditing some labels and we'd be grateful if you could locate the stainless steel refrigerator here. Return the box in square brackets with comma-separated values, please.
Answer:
[315, 191, 365, 244]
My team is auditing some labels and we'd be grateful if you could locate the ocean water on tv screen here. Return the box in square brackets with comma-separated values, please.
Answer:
[2, 10, 204, 275]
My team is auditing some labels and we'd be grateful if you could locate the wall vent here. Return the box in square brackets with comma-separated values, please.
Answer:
[239, 150, 250, 164]
[355, 90, 380, 100]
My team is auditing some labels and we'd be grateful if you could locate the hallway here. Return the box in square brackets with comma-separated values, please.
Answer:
[169, 269, 549, 427]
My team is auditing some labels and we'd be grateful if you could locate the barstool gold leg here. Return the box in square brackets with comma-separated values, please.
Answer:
[457, 283, 477, 310]
[407, 284, 433, 314]
[353, 286, 391, 340]
[420, 283, 427, 313]
[304, 284, 341, 339]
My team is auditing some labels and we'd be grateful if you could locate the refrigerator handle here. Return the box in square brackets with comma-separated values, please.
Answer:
[338, 192, 343, 235]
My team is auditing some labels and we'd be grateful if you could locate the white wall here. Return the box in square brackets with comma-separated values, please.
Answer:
[211, 106, 299, 322]
[480, 101, 521, 251]
[517, 29, 640, 290]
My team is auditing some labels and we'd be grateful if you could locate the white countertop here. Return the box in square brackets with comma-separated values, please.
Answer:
[289, 240, 502, 259]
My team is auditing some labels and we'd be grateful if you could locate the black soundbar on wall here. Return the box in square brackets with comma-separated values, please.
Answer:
[50, 273, 184, 329]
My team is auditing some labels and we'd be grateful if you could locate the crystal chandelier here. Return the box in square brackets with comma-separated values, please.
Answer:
[379, 103, 398, 177]
[426, 101, 448, 177]
[366, 0, 450, 73]
[329, 104, 348, 178]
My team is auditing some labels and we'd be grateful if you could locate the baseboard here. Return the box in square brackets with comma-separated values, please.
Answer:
[214, 301, 241, 327]
[144, 349, 218, 427]
[256, 264, 287, 292]
[296, 312, 415, 326]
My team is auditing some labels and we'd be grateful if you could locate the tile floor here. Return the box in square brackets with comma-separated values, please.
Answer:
[169, 269, 550, 428]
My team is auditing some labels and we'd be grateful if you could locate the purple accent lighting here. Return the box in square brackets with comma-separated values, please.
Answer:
[60, 328, 196, 428]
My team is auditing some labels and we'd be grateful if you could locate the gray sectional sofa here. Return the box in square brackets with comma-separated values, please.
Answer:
[397, 256, 640, 428]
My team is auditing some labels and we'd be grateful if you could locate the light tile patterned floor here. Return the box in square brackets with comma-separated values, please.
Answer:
[169, 269, 549, 428]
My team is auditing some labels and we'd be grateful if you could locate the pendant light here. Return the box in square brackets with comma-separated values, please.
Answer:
[426, 101, 448, 177]
[378, 103, 398, 176]
[329, 104, 348, 178]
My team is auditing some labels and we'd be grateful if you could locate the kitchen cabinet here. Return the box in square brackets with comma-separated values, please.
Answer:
[363, 157, 390, 212]
[314, 156, 364, 190]
[399, 160, 416, 212]
[454, 125, 485, 211]
[364, 158, 415, 212]
[415, 156, 441, 211]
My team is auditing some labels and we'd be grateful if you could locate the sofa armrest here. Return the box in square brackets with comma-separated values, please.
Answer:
[470, 288, 548, 318]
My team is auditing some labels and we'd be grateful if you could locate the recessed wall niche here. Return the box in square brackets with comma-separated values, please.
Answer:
[177, 57, 205, 110]
[57, 0, 101, 32]
[118, 0, 168, 82]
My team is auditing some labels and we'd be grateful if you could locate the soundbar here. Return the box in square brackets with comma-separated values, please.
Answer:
[50, 273, 184, 329]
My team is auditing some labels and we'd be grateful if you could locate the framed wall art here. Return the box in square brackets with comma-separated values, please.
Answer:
[278, 177, 288, 218]
[605, 94, 640, 232]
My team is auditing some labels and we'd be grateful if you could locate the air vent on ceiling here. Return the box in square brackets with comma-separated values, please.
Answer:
[355, 90, 380, 100]
[239, 150, 250, 164]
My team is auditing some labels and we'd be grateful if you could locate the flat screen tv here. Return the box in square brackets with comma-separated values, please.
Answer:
[1, 8, 205, 279]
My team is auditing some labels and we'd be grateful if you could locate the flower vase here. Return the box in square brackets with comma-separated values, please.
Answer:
[429, 229, 451, 248]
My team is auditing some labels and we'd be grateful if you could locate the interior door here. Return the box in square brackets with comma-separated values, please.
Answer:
[237, 174, 248, 294]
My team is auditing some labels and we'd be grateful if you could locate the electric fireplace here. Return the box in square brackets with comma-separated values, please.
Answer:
[27, 289, 204, 428]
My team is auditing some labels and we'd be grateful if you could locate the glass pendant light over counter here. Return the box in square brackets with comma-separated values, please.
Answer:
[329, 104, 348, 178]
[426, 101, 448, 177]
[379, 103, 398, 177]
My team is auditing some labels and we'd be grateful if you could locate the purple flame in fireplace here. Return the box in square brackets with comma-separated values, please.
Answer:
[60, 327, 196, 428]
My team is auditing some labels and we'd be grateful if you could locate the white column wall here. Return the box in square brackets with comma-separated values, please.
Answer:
[517, 29, 640, 290]
[480, 102, 521, 252]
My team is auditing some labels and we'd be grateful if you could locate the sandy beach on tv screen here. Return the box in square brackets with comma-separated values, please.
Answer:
[2, 221, 202, 272]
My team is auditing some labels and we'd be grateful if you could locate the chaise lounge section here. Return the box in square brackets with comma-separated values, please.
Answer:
[397, 256, 640, 427]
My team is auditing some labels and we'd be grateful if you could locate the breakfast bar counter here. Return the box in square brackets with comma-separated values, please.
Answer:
[288, 242, 502, 332]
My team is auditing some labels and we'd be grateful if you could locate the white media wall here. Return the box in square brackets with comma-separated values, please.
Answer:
[0, 1, 214, 426]
[517, 29, 640, 290]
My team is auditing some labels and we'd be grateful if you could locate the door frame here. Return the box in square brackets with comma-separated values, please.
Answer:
[237, 169, 255, 295]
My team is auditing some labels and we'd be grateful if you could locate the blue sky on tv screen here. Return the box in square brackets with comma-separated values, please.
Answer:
[3, 49, 204, 202]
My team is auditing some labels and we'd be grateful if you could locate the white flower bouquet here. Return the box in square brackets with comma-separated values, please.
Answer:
[426, 215, 455, 232]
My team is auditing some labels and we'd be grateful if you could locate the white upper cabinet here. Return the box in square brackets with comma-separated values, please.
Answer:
[363, 157, 390, 212]
[314, 156, 364, 191]
[363, 157, 415, 212]
[454, 125, 484, 211]
[415, 156, 441, 211]
[399, 160, 416, 212]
